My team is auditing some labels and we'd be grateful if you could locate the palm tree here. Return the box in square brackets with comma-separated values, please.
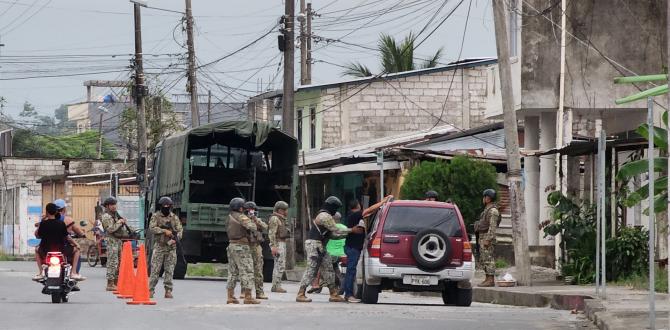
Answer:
[343, 33, 443, 78]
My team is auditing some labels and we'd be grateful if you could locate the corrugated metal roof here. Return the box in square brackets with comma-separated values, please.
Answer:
[303, 125, 456, 166]
[413, 129, 506, 155]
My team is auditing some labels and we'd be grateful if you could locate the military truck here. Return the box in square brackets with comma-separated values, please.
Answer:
[146, 121, 298, 279]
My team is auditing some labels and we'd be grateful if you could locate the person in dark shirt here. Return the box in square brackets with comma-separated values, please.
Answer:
[343, 200, 365, 302]
[34, 203, 84, 280]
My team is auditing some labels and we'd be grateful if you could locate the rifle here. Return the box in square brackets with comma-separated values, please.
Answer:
[158, 222, 187, 265]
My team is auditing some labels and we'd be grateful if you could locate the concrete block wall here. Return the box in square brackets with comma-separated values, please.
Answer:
[316, 64, 498, 149]
[0, 158, 133, 196]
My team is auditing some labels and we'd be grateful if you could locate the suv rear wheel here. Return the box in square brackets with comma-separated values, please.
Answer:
[441, 282, 472, 307]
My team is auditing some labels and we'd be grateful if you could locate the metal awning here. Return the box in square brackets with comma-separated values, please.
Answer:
[303, 161, 400, 176]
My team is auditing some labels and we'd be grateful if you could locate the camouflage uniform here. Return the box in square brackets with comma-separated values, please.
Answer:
[299, 211, 350, 289]
[250, 216, 267, 296]
[148, 212, 183, 293]
[268, 213, 289, 289]
[227, 212, 257, 291]
[478, 203, 500, 276]
[100, 211, 125, 282]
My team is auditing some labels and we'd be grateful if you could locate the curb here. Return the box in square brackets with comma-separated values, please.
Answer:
[472, 287, 593, 310]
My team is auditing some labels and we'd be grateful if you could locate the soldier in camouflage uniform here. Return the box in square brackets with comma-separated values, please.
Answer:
[268, 201, 290, 293]
[297, 196, 363, 303]
[476, 189, 500, 287]
[100, 197, 126, 291]
[148, 197, 183, 299]
[242, 201, 268, 300]
[226, 198, 260, 305]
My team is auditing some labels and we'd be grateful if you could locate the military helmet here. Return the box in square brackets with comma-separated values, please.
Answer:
[483, 189, 497, 200]
[244, 201, 258, 210]
[158, 196, 173, 206]
[273, 201, 289, 212]
[425, 190, 438, 199]
[103, 196, 117, 206]
[230, 197, 246, 211]
[324, 196, 342, 208]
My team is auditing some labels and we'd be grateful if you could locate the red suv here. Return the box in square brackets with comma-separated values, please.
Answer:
[356, 200, 474, 306]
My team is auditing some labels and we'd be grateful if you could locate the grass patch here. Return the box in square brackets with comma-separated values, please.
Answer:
[186, 263, 226, 277]
[495, 259, 509, 269]
[296, 260, 306, 268]
[613, 266, 668, 293]
[0, 254, 18, 261]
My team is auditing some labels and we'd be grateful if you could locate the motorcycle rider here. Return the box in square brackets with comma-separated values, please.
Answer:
[53, 199, 86, 282]
[35, 203, 84, 280]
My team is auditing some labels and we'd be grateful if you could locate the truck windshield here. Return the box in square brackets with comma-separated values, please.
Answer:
[382, 206, 462, 236]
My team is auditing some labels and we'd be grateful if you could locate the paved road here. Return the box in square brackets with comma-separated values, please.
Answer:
[0, 261, 592, 330]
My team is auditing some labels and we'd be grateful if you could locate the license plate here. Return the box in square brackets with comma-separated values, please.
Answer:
[47, 266, 60, 278]
[403, 275, 437, 286]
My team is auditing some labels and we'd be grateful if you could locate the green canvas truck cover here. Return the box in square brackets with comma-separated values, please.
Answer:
[157, 121, 295, 196]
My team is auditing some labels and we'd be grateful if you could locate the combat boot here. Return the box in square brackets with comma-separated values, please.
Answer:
[295, 286, 312, 303]
[105, 279, 117, 291]
[165, 289, 173, 299]
[477, 275, 495, 287]
[256, 290, 268, 300]
[328, 287, 346, 302]
[243, 289, 261, 304]
[271, 286, 287, 293]
[227, 288, 240, 304]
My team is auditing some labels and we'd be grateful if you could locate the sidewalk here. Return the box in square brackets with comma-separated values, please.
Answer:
[287, 265, 667, 329]
[472, 272, 668, 330]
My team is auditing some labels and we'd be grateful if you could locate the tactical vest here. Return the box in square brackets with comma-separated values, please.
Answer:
[477, 205, 501, 234]
[307, 211, 331, 242]
[274, 214, 291, 240]
[227, 213, 247, 241]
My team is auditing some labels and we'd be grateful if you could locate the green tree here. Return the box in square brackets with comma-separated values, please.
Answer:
[12, 129, 117, 159]
[19, 101, 37, 117]
[343, 33, 443, 77]
[400, 156, 498, 226]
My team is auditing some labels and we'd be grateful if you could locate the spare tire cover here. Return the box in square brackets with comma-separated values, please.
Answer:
[411, 228, 451, 270]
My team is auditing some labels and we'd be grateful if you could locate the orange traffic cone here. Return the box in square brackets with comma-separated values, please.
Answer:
[115, 241, 135, 298]
[127, 244, 156, 305]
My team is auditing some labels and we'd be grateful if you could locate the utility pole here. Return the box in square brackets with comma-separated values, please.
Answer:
[299, 0, 312, 85]
[97, 112, 104, 159]
[306, 2, 312, 83]
[207, 90, 212, 124]
[491, 0, 531, 286]
[282, 0, 295, 136]
[185, 0, 199, 128]
[133, 3, 148, 186]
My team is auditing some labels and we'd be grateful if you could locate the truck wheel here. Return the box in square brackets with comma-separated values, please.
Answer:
[61, 293, 68, 303]
[173, 256, 187, 279]
[51, 293, 62, 303]
[263, 259, 274, 283]
[100, 257, 107, 267]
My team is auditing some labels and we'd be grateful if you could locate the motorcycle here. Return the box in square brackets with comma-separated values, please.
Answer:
[38, 252, 76, 303]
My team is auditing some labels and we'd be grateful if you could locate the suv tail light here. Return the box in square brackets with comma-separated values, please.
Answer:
[369, 237, 382, 258]
[463, 241, 472, 262]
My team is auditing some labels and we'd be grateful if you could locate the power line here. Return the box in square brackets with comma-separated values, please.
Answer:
[1, 0, 52, 35]
[431, 0, 472, 129]
[196, 23, 278, 69]
[0, 69, 130, 81]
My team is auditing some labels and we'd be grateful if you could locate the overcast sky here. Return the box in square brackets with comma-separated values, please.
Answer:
[0, 0, 495, 118]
